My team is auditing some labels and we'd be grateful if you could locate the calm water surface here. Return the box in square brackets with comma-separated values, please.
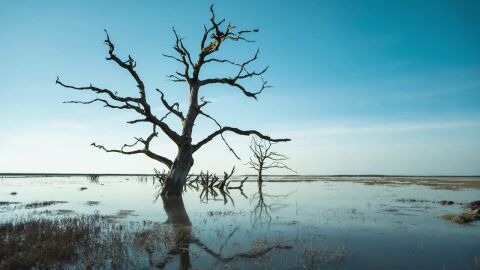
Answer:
[1, 176, 479, 269]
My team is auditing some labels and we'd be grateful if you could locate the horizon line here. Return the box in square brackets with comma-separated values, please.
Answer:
[1, 173, 479, 178]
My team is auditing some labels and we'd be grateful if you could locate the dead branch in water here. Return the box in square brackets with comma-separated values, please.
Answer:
[154, 166, 247, 205]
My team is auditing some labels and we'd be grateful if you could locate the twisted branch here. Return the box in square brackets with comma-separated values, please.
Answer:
[156, 88, 185, 121]
[57, 30, 182, 146]
[198, 110, 240, 159]
[91, 125, 173, 168]
[193, 127, 290, 153]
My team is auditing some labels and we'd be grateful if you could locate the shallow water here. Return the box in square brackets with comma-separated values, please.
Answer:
[1, 175, 479, 269]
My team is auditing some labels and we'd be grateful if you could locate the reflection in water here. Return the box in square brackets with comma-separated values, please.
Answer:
[158, 195, 292, 269]
[251, 183, 296, 227]
[2, 176, 479, 269]
[252, 183, 272, 225]
[155, 169, 248, 206]
[88, 174, 100, 183]
[191, 169, 248, 205]
[158, 196, 192, 269]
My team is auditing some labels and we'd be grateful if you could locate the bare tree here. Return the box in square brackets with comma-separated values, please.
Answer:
[247, 136, 294, 184]
[56, 5, 290, 196]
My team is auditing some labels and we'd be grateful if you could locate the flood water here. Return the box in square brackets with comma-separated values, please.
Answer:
[1, 175, 479, 269]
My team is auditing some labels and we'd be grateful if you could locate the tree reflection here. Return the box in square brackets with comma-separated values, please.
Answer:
[156, 195, 291, 269]
[88, 174, 100, 183]
[157, 196, 192, 269]
[251, 183, 296, 227]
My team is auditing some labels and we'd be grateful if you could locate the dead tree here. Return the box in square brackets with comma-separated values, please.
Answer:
[56, 5, 290, 196]
[247, 136, 294, 184]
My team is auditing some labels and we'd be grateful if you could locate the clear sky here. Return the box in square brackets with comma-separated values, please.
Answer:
[1, 0, 479, 175]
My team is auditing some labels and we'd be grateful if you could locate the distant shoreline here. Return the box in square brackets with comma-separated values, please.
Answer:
[1, 173, 479, 178]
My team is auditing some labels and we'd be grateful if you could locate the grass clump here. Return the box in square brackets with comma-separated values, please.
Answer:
[207, 210, 239, 217]
[0, 202, 20, 206]
[441, 200, 480, 224]
[442, 212, 479, 224]
[301, 242, 346, 267]
[0, 213, 172, 269]
[85, 201, 101, 206]
[24, 201, 68, 209]
[0, 214, 102, 269]
[114, 210, 137, 219]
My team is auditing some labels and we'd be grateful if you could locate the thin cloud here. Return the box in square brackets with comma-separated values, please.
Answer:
[279, 121, 480, 138]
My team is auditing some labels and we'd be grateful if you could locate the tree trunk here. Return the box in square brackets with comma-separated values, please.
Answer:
[161, 146, 194, 196]
[257, 166, 263, 185]
[160, 84, 199, 197]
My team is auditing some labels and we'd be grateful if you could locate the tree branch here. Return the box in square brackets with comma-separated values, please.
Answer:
[63, 98, 135, 111]
[103, 30, 182, 143]
[103, 29, 145, 99]
[162, 27, 193, 84]
[201, 76, 270, 99]
[91, 125, 173, 168]
[198, 110, 240, 159]
[199, 50, 271, 99]
[57, 30, 183, 145]
[193, 127, 290, 152]
[56, 77, 140, 104]
[155, 89, 185, 121]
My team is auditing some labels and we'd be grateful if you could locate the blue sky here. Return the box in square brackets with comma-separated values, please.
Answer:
[1, 0, 479, 175]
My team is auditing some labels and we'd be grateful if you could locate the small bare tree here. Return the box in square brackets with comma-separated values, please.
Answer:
[56, 5, 290, 196]
[247, 136, 295, 184]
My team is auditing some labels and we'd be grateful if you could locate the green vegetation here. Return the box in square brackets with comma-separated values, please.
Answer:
[441, 212, 479, 224]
